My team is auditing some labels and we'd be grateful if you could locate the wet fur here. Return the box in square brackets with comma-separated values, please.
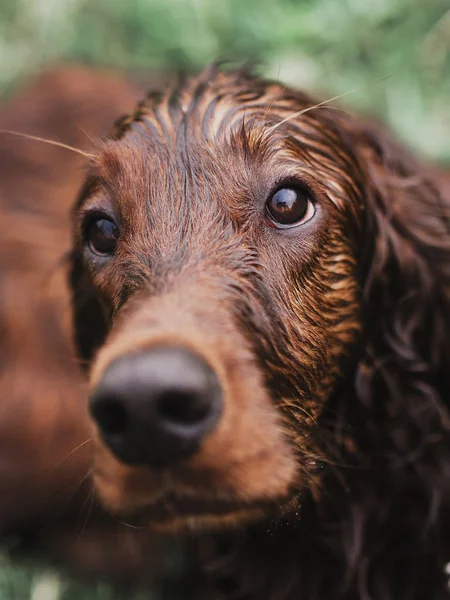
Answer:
[1, 65, 450, 598]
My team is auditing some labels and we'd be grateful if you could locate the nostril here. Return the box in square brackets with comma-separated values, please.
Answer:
[91, 398, 128, 437]
[157, 390, 211, 426]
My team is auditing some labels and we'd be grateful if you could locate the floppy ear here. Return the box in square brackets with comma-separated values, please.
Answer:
[69, 249, 108, 369]
[354, 123, 450, 449]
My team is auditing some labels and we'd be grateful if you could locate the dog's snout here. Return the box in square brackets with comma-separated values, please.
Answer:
[89, 347, 222, 468]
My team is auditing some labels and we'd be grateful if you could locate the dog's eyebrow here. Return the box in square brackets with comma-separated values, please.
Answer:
[74, 174, 104, 210]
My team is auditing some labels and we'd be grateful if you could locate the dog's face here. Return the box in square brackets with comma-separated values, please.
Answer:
[71, 69, 366, 531]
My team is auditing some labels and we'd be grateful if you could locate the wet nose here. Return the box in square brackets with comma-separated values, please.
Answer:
[89, 346, 222, 468]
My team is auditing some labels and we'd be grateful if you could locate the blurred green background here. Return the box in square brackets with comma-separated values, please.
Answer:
[0, 0, 449, 598]
[0, 0, 449, 161]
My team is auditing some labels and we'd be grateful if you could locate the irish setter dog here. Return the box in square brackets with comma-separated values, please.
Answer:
[1, 64, 450, 599]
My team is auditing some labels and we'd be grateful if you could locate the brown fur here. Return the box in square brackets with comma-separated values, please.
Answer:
[0, 66, 167, 584]
[2, 64, 450, 599]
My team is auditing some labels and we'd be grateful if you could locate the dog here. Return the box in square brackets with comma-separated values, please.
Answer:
[2, 64, 450, 599]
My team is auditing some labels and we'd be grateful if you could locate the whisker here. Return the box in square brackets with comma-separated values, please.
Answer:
[74, 492, 95, 548]
[111, 514, 146, 530]
[267, 75, 394, 133]
[79, 127, 98, 146]
[267, 90, 361, 133]
[52, 438, 92, 471]
[37, 469, 93, 540]
[316, 106, 356, 117]
[0, 129, 95, 159]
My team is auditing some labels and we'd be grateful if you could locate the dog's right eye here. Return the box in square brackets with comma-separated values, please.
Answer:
[86, 217, 119, 256]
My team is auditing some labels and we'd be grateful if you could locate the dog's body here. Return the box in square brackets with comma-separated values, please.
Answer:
[1, 65, 449, 599]
[0, 67, 167, 584]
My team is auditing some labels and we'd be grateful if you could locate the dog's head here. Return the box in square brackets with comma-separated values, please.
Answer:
[70, 66, 450, 532]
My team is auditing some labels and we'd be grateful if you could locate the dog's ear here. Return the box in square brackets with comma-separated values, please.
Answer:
[355, 122, 450, 425]
[69, 249, 108, 370]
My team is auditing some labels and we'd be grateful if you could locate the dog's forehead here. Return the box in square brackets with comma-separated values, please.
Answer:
[114, 69, 312, 142]
[100, 73, 292, 165]
[89, 70, 364, 216]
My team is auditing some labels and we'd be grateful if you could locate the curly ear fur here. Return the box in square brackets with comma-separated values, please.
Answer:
[317, 125, 450, 599]
[356, 125, 450, 450]
[199, 126, 450, 600]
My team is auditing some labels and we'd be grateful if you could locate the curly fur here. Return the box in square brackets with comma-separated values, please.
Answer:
[1, 65, 450, 599]
[196, 121, 450, 600]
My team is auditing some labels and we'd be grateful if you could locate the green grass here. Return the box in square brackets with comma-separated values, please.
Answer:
[0, 0, 449, 160]
[0, 551, 169, 600]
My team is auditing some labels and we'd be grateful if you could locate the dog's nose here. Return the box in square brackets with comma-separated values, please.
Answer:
[89, 347, 222, 468]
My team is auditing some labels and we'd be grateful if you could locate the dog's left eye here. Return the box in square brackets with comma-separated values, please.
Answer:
[265, 185, 315, 228]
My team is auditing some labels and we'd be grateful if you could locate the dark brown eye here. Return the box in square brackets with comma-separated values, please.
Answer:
[86, 217, 119, 256]
[266, 186, 314, 227]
